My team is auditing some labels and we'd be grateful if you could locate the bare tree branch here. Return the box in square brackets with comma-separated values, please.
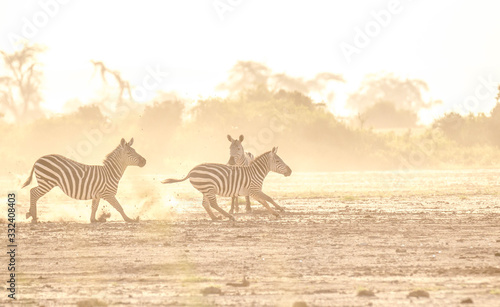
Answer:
[0, 43, 45, 122]
[91, 60, 133, 104]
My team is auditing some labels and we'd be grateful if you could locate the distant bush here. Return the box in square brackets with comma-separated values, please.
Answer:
[433, 106, 500, 147]
[3, 73, 500, 174]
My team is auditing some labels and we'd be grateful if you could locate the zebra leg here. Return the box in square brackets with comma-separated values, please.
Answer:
[229, 197, 236, 214]
[90, 198, 100, 223]
[245, 196, 252, 212]
[254, 191, 284, 212]
[202, 195, 220, 220]
[234, 197, 241, 213]
[104, 195, 138, 222]
[235, 197, 240, 213]
[207, 194, 235, 221]
[250, 191, 280, 217]
[27, 184, 53, 223]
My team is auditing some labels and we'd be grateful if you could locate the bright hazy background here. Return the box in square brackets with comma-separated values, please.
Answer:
[1, 0, 500, 178]
[1, 0, 500, 118]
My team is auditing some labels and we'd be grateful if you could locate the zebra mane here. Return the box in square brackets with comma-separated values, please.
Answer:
[103, 144, 123, 164]
[249, 151, 271, 165]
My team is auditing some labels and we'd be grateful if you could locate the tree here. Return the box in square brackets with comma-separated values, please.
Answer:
[139, 98, 184, 135]
[217, 61, 344, 107]
[362, 101, 418, 129]
[91, 60, 132, 107]
[216, 61, 271, 94]
[347, 73, 441, 113]
[433, 112, 465, 141]
[271, 72, 344, 103]
[271, 72, 344, 93]
[488, 102, 500, 146]
[0, 43, 46, 122]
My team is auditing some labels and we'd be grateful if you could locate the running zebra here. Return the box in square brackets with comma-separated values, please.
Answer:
[161, 147, 292, 220]
[226, 134, 254, 214]
[21, 138, 146, 223]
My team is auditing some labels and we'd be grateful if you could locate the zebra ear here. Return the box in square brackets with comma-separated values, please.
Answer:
[239, 135, 244, 142]
[128, 138, 134, 146]
[227, 135, 233, 142]
[120, 138, 126, 146]
[272, 147, 278, 154]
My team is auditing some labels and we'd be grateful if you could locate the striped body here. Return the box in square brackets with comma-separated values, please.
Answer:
[32, 155, 121, 200]
[162, 147, 292, 220]
[22, 138, 146, 223]
[190, 163, 257, 197]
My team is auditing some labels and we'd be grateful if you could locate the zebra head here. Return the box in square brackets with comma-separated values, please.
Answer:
[227, 134, 245, 163]
[119, 138, 146, 167]
[268, 147, 292, 177]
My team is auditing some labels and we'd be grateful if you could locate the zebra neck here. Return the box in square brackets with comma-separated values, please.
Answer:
[103, 154, 127, 181]
[249, 154, 270, 183]
[235, 154, 247, 166]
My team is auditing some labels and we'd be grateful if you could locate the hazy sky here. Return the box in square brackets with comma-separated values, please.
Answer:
[1, 0, 500, 123]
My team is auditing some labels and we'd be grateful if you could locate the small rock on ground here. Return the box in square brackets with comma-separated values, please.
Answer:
[408, 290, 430, 298]
[201, 286, 222, 296]
[357, 289, 375, 297]
[76, 299, 108, 307]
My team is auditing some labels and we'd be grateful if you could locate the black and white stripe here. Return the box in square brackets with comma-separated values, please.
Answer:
[162, 147, 292, 220]
[22, 138, 146, 223]
[226, 134, 255, 213]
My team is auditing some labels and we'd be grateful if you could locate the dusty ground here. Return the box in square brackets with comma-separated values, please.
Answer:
[2, 171, 500, 306]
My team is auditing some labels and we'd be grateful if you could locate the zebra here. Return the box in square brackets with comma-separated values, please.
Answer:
[161, 147, 292, 221]
[226, 134, 254, 214]
[21, 138, 146, 223]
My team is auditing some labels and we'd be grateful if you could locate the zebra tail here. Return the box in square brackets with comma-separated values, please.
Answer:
[161, 173, 190, 184]
[21, 163, 35, 188]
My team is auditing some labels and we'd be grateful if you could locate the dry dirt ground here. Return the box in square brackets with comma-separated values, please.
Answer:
[2, 172, 500, 306]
